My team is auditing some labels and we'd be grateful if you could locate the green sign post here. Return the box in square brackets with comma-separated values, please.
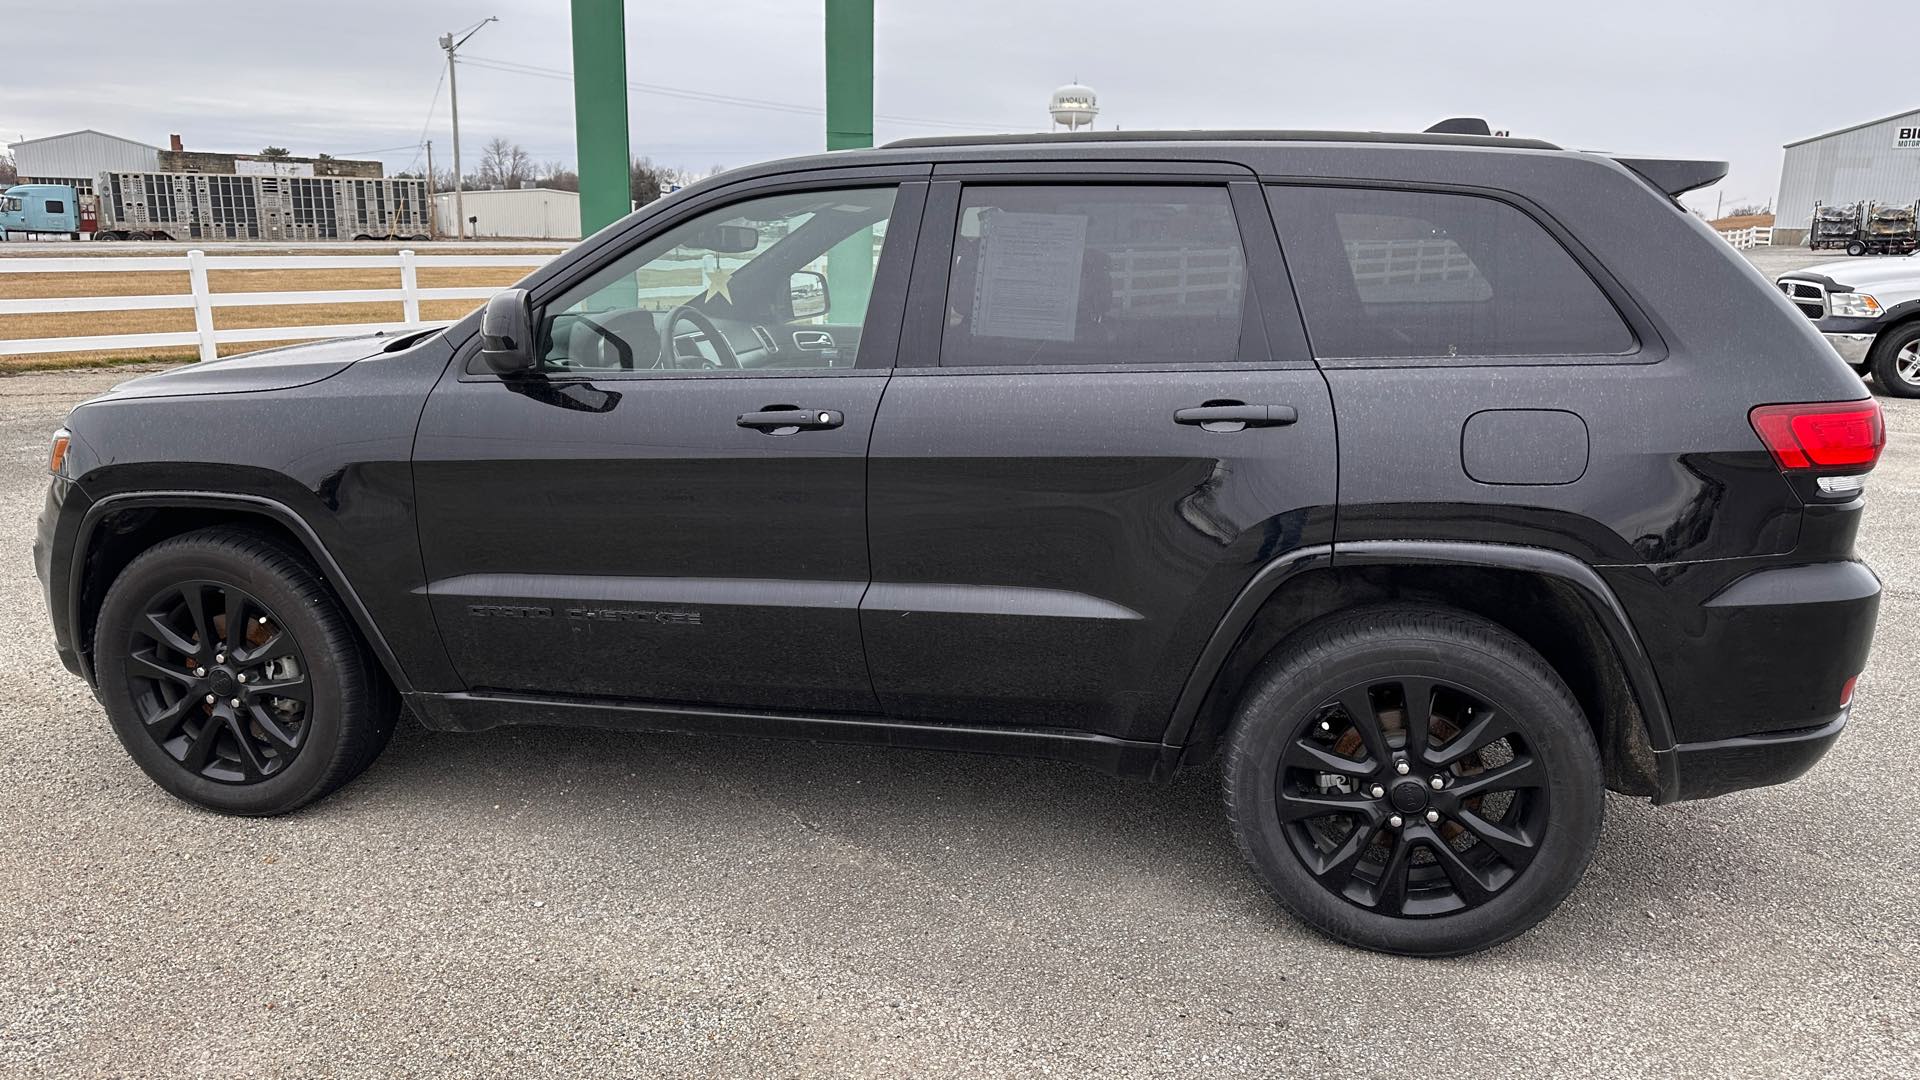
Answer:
[571, 0, 632, 236]
[824, 0, 876, 320]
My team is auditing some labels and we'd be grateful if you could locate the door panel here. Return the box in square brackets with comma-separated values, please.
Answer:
[861, 177, 1337, 742]
[414, 371, 886, 712]
[863, 369, 1336, 739]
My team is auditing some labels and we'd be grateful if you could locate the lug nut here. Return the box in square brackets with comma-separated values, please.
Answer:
[229, 698, 241, 708]
[1430, 776, 1444, 790]
[257, 616, 269, 625]
[214, 654, 224, 664]
[204, 694, 216, 704]
[236, 674, 247, 683]
[193, 667, 206, 677]
[1395, 761, 1411, 775]
[1369, 785, 1386, 798]
[1388, 814, 1404, 828]
[1425, 810, 1440, 823]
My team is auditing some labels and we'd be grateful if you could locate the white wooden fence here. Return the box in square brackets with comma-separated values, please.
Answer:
[0, 249, 555, 360]
[1718, 226, 1774, 250]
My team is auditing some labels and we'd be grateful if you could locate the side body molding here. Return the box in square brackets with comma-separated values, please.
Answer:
[70, 491, 414, 693]
[1160, 540, 1677, 759]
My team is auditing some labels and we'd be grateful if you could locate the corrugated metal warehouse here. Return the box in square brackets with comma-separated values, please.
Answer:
[435, 188, 581, 240]
[8, 129, 162, 194]
[1774, 106, 1920, 246]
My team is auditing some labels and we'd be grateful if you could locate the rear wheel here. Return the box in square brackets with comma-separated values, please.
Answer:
[93, 527, 397, 815]
[1222, 606, 1603, 956]
[1870, 323, 1920, 398]
[1847, 240, 1868, 256]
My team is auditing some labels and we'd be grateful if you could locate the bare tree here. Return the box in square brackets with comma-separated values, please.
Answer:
[475, 137, 533, 190]
[537, 160, 579, 192]
[0, 151, 16, 186]
[630, 155, 669, 206]
[259, 146, 291, 160]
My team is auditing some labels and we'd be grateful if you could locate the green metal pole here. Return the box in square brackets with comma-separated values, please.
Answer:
[825, 0, 874, 151]
[825, 0, 875, 319]
[571, 0, 631, 236]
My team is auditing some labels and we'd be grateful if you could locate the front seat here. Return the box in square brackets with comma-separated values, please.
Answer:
[565, 308, 663, 370]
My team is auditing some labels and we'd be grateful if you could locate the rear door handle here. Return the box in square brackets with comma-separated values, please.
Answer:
[738, 406, 844, 433]
[1174, 403, 1298, 430]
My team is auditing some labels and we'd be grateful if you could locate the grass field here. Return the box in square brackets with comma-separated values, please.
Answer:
[0, 250, 549, 372]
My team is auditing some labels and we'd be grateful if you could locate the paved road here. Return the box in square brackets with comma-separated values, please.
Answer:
[2, 284, 1915, 1076]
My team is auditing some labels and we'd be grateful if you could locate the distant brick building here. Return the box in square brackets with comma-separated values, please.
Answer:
[158, 134, 382, 178]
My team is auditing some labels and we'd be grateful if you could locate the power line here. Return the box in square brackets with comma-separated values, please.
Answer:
[458, 54, 1018, 131]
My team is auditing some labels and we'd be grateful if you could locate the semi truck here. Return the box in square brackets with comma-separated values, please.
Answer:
[2, 172, 431, 242]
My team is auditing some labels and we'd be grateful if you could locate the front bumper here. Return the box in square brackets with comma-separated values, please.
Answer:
[33, 475, 89, 680]
[1823, 332, 1874, 366]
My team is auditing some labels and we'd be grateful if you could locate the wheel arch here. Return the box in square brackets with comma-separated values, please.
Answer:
[1164, 542, 1672, 797]
[71, 492, 412, 694]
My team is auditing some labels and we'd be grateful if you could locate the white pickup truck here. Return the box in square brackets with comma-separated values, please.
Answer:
[1777, 253, 1920, 395]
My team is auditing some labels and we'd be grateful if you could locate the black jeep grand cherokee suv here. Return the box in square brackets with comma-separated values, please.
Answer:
[35, 129, 1883, 955]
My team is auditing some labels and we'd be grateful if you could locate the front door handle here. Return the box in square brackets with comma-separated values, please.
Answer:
[738, 406, 844, 433]
[1174, 403, 1299, 431]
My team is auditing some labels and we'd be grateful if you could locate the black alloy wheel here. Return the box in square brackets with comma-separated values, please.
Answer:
[1224, 606, 1603, 956]
[94, 527, 396, 816]
[1277, 677, 1545, 918]
[122, 580, 311, 784]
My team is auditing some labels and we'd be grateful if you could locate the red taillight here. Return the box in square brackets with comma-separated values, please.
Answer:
[1749, 400, 1885, 471]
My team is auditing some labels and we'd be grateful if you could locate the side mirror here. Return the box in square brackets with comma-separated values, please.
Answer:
[479, 288, 536, 375]
[789, 270, 829, 320]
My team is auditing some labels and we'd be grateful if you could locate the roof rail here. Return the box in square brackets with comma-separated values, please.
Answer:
[881, 129, 1561, 151]
[1425, 117, 1494, 136]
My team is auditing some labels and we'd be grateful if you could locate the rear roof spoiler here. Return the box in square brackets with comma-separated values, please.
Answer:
[1613, 156, 1729, 197]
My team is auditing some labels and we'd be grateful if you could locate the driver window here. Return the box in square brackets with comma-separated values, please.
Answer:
[536, 186, 897, 373]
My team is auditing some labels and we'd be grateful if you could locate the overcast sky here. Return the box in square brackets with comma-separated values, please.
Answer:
[1, 0, 1899, 217]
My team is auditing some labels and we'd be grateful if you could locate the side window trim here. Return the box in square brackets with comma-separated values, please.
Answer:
[901, 178, 1310, 374]
[1263, 179, 1665, 368]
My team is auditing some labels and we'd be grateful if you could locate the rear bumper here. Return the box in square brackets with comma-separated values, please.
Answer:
[1606, 557, 1877, 802]
[1654, 711, 1848, 803]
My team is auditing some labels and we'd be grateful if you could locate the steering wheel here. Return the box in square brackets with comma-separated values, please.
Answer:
[659, 304, 740, 370]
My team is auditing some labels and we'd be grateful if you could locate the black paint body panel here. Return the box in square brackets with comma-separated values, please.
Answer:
[35, 134, 1881, 805]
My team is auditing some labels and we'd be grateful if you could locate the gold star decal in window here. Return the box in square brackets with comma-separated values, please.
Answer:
[702, 266, 733, 305]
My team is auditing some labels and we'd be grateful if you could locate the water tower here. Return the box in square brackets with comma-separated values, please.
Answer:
[1049, 83, 1099, 131]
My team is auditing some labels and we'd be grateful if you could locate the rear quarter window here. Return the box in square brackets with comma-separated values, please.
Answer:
[1266, 186, 1634, 361]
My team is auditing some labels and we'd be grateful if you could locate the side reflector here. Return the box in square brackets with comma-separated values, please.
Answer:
[1840, 675, 1858, 708]
[1749, 400, 1885, 471]
[48, 430, 70, 476]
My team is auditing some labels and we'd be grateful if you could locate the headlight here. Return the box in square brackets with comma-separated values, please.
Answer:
[48, 429, 71, 476]
[1829, 292, 1883, 318]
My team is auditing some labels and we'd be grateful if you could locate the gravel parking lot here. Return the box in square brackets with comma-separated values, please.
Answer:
[1, 249, 1915, 1078]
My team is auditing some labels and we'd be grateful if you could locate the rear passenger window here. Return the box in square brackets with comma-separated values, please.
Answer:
[941, 185, 1251, 367]
[1266, 186, 1633, 360]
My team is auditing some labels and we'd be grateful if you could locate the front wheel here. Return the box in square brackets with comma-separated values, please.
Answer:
[93, 527, 397, 815]
[1870, 322, 1920, 398]
[1222, 606, 1603, 956]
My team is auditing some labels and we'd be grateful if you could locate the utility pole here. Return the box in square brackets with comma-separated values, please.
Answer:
[439, 16, 497, 241]
[424, 139, 436, 239]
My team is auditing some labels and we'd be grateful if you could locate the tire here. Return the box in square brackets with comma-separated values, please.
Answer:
[1847, 240, 1868, 257]
[1869, 321, 1920, 398]
[1222, 605, 1604, 956]
[93, 527, 397, 816]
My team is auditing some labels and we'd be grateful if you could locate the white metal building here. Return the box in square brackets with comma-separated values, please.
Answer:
[434, 188, 581, 240]
[1773, 107, 1920, 246]
[7, 129, 163, 195]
